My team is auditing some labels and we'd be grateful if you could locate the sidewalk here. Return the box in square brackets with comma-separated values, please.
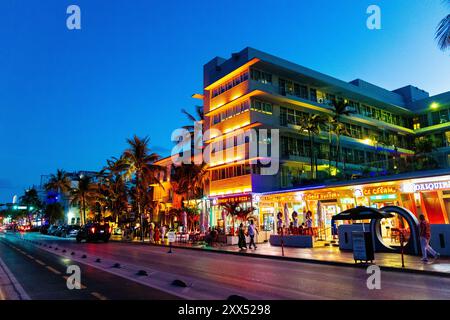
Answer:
[111, 235, 450, 277]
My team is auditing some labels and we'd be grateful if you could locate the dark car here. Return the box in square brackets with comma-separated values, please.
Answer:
[63, 225, 81, 238]
[47, 225, 59, 236]
[54, 225, 67, 237]
[40, 224, 50, 234]
[76, 222, 111, 243]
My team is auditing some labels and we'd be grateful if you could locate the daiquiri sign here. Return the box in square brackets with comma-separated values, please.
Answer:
[412, 180, 450, 192]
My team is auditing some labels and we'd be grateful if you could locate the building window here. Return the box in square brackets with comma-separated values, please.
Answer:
[212, 100, 250, 125]
[250, 68, 272, 84]
[211, 71, 249, 98]
[251, 99, 273, 114]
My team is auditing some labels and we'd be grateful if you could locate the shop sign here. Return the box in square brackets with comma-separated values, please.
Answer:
[167, 231, 176, 243]
[411, 180, 450, 192]
[217, 194, 252, 204]
[369, 194, 397, 201]
[304, 192, 338, 201]
[363, 186, 397, 196]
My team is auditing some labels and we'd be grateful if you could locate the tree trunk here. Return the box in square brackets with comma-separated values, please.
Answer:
[82, 194, 86, 225]
[309, 131, 314, 179]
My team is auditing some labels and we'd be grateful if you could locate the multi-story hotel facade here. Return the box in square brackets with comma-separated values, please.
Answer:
[199, 47, 450, 239]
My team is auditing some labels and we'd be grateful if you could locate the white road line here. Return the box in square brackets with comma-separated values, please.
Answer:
[34, 259, 46, 266]
[91, 291, 108, 300]
[46, 266, 62, 275]
[0, 255, 31, 300]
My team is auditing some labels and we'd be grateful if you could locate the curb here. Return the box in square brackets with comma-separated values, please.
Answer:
[110, 238, 450, 278]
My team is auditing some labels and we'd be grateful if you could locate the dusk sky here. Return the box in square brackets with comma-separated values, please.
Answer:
[1, 0, 449, 203]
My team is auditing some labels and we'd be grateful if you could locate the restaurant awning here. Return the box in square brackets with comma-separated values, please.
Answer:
[332, 206, 393, 221]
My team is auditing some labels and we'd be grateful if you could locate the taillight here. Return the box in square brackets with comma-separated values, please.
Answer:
[91, 227, 95, 233]
[109, 227, 112, 233]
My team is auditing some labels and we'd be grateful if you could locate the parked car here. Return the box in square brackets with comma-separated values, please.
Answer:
[47, 225, 59, 236]
[76, 222, 111, 243]
[40, 224, 50, 234]
[65, 225, 81, 238]
[54, 225, 67, 237]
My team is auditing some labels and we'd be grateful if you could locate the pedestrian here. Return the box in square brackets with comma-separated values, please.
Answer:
[154, 226, 160, 243]
[161, 224, 166, 242]
[419, 214, 440, 262]
[277, 212, 283, 235]
[248, 220, 258, 249]
[149, 223, 154, 243]
[238, 223, 247, 250]
[306, 211, 313, 228]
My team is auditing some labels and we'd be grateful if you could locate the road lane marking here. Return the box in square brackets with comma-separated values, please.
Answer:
[91, 292, 108, 300]
[46, 266, 62, 275]
[62, 276, 87, 289]
[26, 254, 34, 259]
[35, 259, 46, 266]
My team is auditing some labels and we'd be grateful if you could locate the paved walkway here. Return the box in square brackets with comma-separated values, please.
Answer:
[111, 235, 450, 277]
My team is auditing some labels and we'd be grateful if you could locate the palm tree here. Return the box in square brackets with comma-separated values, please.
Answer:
[70, 175, 95, 225]
[19, 188, 43, 225]
[436, 1, 450, 51]
[99, 157, 130, 224]
[179, 106, 205, 161]
[181, 105, 204, 131]
[220, 202, 255, 235]
[298, 114, 327, 179]
[121, 135, 161, 241]
[172, 162, 209, 201]
[44, 169, 71, 198]
[331, 100, 354, 173]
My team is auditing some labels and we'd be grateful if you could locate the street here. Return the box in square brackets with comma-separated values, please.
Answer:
[1, 232, 450, 300]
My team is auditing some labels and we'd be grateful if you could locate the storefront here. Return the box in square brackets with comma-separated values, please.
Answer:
[257, 174, 450, 243]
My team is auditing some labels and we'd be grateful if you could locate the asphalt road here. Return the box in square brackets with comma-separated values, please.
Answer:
[0, 232, 178, 300]
[3, 231, 450, 299]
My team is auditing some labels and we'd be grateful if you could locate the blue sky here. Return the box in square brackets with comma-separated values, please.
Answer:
[0, 0, 449, 203]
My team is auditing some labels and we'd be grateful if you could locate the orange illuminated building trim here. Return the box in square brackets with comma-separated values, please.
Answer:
[204, 58, 260, 92]
[206, 90, 264, 117]
[207, 157, 264, 170]
[205, 122, 262, 143]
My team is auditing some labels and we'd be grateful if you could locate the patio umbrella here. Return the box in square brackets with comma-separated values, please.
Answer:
[317, 201, 322, 229]
[181, 211, 187, 230]
[332, 206, 393, 232]
[222, 209, 227, 232]
[283, 203, 290, 228]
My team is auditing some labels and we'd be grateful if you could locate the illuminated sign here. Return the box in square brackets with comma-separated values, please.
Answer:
[363, 186, 397, 196]
[304, 192, 339, 201]
[370, 194, 397, 201]
[217, 194, 252, 204]
[411, 180, 450, 192]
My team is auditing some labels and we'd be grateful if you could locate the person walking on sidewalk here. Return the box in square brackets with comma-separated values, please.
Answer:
[419, 214, 440, 262]
[248, 220, 258, 250]
[238, 223, 247, 250]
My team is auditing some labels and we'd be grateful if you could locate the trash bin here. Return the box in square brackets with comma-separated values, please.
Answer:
[352, 231, 374, 263]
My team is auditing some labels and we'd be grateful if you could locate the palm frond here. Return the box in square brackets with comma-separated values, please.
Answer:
[436, 14, 450, 51]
